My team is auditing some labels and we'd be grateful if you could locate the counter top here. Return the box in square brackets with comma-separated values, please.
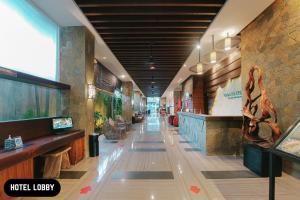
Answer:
[0, 130, 84, 170]
[177, 112, 243, 121]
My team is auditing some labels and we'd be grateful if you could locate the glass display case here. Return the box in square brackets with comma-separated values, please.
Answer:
[273, 119, 300, 160]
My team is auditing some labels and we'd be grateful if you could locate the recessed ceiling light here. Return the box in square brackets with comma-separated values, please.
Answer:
[183, 64, 187, 67]
[196, 44, 201, 49]
[102, 56, 107, 60]
[120, 75, 125, 79]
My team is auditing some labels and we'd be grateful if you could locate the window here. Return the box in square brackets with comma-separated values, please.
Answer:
[0, 0, 59, 81]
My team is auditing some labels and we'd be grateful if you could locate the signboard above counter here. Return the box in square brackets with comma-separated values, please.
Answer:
[94, 60, 121, 93]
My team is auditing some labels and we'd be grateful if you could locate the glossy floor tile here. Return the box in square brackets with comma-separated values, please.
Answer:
[22, 115, 300, 200]
[201, 170, 258, 179]
[111, 171, 174, 180]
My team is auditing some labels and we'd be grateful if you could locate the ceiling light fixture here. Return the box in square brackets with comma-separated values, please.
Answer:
[189, 37, 206, 75]
[224, 32, 231, 51]
[102, 56, 107, 60]
[120, 75, 125, 79]
[147, 44, 156, 70]
[210, 35, 217, 64]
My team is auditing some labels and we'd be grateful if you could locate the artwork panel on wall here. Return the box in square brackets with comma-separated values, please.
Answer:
[0, 78, 66, 121]
[210, 77, 242, 116]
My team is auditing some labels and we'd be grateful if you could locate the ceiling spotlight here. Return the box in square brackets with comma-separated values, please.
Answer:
[150, 65, 156, 70]
[102, 56, 107, 60]
[120, 75, 125, 79]
[196, 44, 201, 49]
[183, 64, 187, 67]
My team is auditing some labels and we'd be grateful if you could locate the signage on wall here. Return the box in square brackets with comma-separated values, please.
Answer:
[94, 61, 121, 93]
[210, 77, 242, 116]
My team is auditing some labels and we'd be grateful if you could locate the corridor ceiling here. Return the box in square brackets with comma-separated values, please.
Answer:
[75, 0, 226, 96]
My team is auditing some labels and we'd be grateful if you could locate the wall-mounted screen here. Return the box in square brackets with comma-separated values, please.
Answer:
[0, 0, 58, 81]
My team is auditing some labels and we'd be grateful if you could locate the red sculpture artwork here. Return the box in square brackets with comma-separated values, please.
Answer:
[242, 65, 282, 148]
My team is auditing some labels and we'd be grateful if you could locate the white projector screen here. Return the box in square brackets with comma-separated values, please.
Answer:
[0, 0, 58, 81]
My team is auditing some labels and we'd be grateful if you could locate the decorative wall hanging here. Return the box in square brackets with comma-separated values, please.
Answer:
[242, 65, 282, 148]
[210, 77, 242, 116]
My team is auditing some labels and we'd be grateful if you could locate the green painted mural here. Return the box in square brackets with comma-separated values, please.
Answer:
[0, 78, 66, 121]
[94, 90, 123, 133]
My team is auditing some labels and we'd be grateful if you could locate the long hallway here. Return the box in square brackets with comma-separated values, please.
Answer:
[25, 116, 300, 200]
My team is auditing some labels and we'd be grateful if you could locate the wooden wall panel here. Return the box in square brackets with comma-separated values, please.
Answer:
[0, 118, 53, 147]
[193, 76, 205, 114]
[69, 137, 85, 165]
[204, 53, 241, 112]
[0, 159, 33, 200]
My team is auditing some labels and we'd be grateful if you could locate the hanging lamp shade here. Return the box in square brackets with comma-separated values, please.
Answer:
[215, 34, 241, 52]
[189, 39, 207, 75]
[202, 35, 226, 65]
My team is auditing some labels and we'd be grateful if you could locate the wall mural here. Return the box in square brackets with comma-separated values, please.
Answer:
[94, 92, 112, 132]
[242, 65, 282, 148]
[0, 78, 65, 121]
[210, 77, 242, 116]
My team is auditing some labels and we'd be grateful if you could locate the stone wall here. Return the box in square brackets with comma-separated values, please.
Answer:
[241, 0, 300, 176]
[122, 81, 133, 122]
[60, 27, 95, 156]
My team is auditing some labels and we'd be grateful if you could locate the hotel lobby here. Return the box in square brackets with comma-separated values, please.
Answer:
[0, 0, 300, 199]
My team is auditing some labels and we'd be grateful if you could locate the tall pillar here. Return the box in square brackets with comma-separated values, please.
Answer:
[133, 91, 142, 112]
[59, 27, 95, 156]
[122, 81, 133, 123]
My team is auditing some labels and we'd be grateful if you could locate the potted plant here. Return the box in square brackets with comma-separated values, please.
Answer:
[94, 111, 107, 135]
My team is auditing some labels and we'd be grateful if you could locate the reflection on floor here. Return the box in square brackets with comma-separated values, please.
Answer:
[23, 115, 300, 200]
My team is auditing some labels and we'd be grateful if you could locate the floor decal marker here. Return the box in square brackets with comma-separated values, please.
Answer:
[190, 185, 201, 194]
[80, 186, 92, 194]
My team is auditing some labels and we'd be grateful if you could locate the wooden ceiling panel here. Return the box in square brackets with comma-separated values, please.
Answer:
[74, 0, 226, 96]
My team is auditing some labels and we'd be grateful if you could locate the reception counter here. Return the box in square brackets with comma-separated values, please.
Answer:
[178, 112, 243, 155]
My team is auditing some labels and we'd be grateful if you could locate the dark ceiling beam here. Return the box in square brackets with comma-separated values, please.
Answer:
[92, 22, 209, 27]
[87, 15, 216, 22]
[86, 12, 217, 16]
[99, 31, 204, 35]
[103, 38, 199, 42]
[80, 6, 221, 15]
[109, 44, 194, 47]
[95, 26, 208, 29]
[78, 3, 223, 8]
[102, 36, 200, 40]
[75, 0, 226, 4]
[90, 19, 212, 23]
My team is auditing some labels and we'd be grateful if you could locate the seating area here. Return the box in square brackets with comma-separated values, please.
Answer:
[102, 117, 128, 140]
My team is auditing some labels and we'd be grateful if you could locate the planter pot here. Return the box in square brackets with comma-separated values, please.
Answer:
[243, 144, 282, 177]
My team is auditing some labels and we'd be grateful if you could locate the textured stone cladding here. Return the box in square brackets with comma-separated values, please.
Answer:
[60, 27, 95, 156]
[122, 81, 133, 122]
[241, 0, 300, 132]
[241, 0, 300, 176]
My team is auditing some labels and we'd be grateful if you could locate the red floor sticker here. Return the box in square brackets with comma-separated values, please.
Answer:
[190, 185, 201, 194]
[80, 186, 92, 194]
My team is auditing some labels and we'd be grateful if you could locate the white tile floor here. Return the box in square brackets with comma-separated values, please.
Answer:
[23, 114, 300, 200]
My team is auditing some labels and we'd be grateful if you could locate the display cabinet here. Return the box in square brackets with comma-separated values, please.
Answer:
[269, 118, 300, 200]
